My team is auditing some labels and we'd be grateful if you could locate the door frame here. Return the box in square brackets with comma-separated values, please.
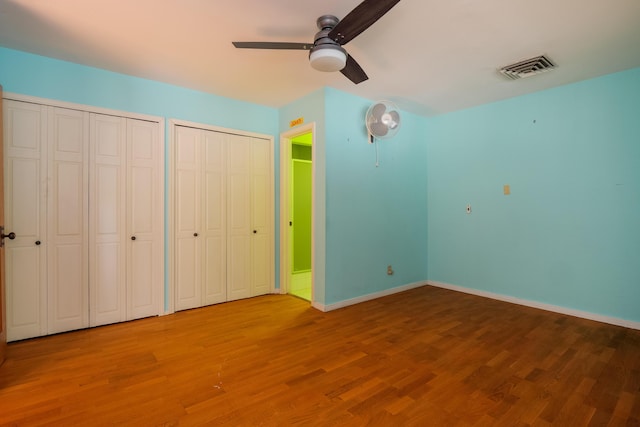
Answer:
[279, 123, 316, 301]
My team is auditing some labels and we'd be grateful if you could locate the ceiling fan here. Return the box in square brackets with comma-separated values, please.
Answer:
[232, 0, 402, 84]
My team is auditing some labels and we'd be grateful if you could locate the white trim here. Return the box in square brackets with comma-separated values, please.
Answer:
[427, 280, 640, 330]
[169, 118, 272, 141]
[167, 119, 275, 314]
[3, 92, 163, 124]
[316, 281, 429, 312]
[279, 124, 316, 303]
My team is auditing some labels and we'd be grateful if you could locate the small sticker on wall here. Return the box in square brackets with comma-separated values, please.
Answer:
[290, 117, 304, 128]
[504, 185, 511, 195]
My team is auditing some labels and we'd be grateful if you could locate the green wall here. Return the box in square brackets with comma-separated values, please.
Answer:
[426, 67, 640, 323]
[291, 141, 312, 273]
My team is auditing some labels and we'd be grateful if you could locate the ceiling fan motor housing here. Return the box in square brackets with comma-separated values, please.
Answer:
[309, 15, 347, 72]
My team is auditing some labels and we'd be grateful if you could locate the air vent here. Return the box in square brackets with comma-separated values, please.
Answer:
[500, 55, 556, 80]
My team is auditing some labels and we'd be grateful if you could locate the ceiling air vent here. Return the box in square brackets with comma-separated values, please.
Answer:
[499, 55, 556, 80]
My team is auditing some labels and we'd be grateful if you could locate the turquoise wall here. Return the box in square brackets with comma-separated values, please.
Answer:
[324, 88, 429, 305]
[0, 48, 277, 134]
[427, 67, 640, 323]
[3, 45, 638, 323]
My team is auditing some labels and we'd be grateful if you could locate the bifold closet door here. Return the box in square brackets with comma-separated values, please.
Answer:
[174, 127, 226, 310]
[3, 101, 48, 341]
[90, 114, 127, 326]
[201, 130, 226, 305]
[47, 107, 89, 335]
[174, 126, 203, 311]
[90, 115, 161, 324]
[226, 134, 272, 301]
[127, 118, 161, 319]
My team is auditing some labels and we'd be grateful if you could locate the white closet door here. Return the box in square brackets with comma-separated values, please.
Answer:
[47, 107, 89, 334]
[90, 114, 127, 326]
[3, 101, 48, 341]
[226, 134, 252, 301]
[250, 138, 273, 297]
[174, 126, 202, 310]
[202, 130, 226, 305]
[127, 119, 161, 319]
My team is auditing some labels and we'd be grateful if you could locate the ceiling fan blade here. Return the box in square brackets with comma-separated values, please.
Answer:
[340, 54, 368, 84]
[329, 0, 401, 45]
[232, 42, 313, 50]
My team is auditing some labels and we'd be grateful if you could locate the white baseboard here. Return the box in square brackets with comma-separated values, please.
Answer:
[313, 281, 429, 312]
[427, 280, 640, 331]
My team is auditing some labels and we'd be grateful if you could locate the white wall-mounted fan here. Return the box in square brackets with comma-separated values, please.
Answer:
[365, 101, 401, 142]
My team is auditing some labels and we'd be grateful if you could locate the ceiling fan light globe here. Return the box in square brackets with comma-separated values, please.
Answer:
[309, 46, 347, 72]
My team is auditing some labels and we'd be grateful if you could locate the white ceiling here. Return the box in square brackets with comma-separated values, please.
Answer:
[1, 0, 639, 116]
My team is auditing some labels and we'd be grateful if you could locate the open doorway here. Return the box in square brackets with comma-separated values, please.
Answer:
[280, 125, 314, 302]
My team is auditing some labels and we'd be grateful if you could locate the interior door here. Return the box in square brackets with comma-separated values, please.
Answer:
[127, 118, 161, 319]
[3, 100, 47, 341]
[47, 107, 89, 335]
[90, 113, 127, 326]
[202, 130, 226, 305]
[226, 134, 252, 301]
[0, 85, 6, 365]
[250, 137, 272, 297]
[174, 125, 202, 310]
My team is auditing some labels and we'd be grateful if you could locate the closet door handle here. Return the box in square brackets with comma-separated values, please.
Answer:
[1, 231, 16, 240]
[35, 240, 41, 246]
[131, 236, 136, 241]
[253, 230, 257, 234]
[0, 227, 16, 247]
[194, 233, 198, 237]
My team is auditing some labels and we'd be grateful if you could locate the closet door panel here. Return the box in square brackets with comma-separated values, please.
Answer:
[174, 126, 201, 310]
[250, 138, 272, 296]
[202, 131, 226, 304]
[127, 119, 161, 319]
[90, 114, 126, 326]
[226, 135, 251, 301]
[3, 101, 47, 341]
[47, 107, 89, 334]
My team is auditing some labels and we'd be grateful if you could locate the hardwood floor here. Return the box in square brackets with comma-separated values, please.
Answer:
[1, 285, 639, 426]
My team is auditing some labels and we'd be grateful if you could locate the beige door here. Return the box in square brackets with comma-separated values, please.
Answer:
[174, 126, 227, 310]
[3, 100, 48, 341]
[227, 134, 273, 301]
[174, 126, 273, 309]
[0, 85, 6, 365]
[47, 107, 89, 335]
[127, 118, 162, 319]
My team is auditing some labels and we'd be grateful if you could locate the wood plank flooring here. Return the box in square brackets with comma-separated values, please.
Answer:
[1, 285, 639, 426]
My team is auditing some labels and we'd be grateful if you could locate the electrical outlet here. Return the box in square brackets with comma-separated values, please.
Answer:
[387, 265, 394, 275]
[466, 204, 472, 214]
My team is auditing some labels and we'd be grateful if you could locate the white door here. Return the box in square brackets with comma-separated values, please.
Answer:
[47, 106, 89, 335]
[127, 118, 161, 319]
[226, 134, 252, 301]
[173, 126, 273, 308]
[174, 126, 202, 310]
[90, 113, 127, 326]
[202, 130, 226, 305]
[3, 100, 48, 341]
[250, 138, 273, 297]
